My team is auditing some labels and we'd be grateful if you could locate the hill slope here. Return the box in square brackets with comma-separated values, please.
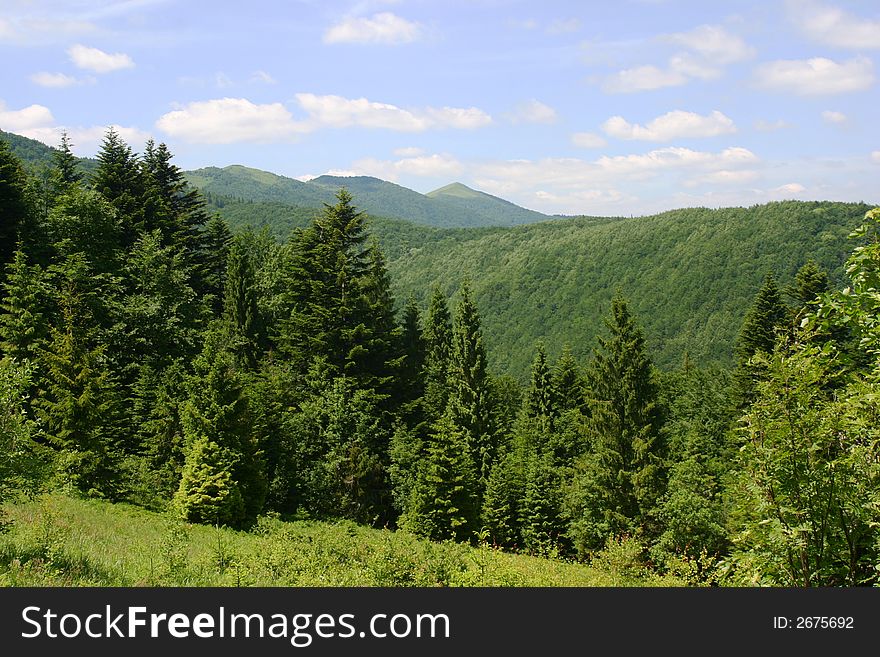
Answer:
[386, 201, 870, 376]
[0, 494, 676, 586]
[188, 165, 550, 228]
[208, 196, 870, 377]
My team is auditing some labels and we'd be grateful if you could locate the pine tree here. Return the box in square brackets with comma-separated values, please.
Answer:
[403, 411, 479, 542]
[519, 448, 564, 555]
[553, 344, 584, 413]
[346, 241, 401, 396]
[568, 295, 663, 552]
[173, 325, 266, 527]
[141, 140, 211, 281]
[480, 449, 523, 549]
[526, 342, 557, 432]
[0, 140, 31, 272]
[398, 295, 426, 416]
[448, 281, 495, 497]
[0, 249, 50, 363]
[224, 236, 265, 369]
[733, 273, 788, 407]
[117, 230, 205, 373]
[35, 258, 125, 498]
[199, 217, 233, 315]
[280, 190, 371, 374]
[47, 186, 122, 275]
[51, 131, 83, 194]
[90, 128, 143, 248]
[422, 285, 453, 420]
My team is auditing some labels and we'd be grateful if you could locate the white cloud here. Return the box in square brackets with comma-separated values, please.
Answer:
[603, 24, 753, 94]
[663, 25, 755, 64]
[323, 12, 422, 45]
[774, 182, 807, 195]
[250, 70, 276, 84]
[571, 132, 607, 148]
[791, 1, 880, 50]
[0, 101, 55, 133]
[295, 93, 491, 131]
[685, 169, 760, 187]
[508, 99, 557, 124]
[156, 98, 303, 144]
[62, 124, 152, 154]
[68, 44, 134, 73]
[754, 56, 874, 95]
[351, 153, 463, 180]
[603, 65, 688, 93]
[821, 110, 847, 124]
[0, 101, 148, 154]
[602, 110, 736, 141]
[872, 151, 880, 164]
[393, 146, 425, 157]
[595, 146, 757, 176]
[155, 94, 490, 143]
[30, 72, 83, 88]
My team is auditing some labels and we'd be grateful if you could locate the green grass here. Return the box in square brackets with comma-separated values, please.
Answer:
[0, 494, 682, 587]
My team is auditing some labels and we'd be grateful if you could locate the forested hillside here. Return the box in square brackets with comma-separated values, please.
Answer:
[203, 191, 868, 376]
[2, 129, 880, 588]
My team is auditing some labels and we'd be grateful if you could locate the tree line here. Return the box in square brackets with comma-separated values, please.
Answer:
[1, 130, 878, 585]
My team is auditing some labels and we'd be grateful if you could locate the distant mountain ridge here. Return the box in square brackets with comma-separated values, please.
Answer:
[186, 165, 549, 228]
[0, 129, 549, 228]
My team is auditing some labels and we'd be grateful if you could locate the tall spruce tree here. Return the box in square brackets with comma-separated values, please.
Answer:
[280, 190, 370, 375]
[224, 236, 265, 369]
[553, 345, 584, 414]
[173, 325, 266, 527]
[0, 140, 31, 272]
[567, 295, 663, 553]
[51, 132, 83, 194]
[526, 342, 557, 432]
[733, 273, 788, 407]
[403, 410, 479, 542]
[422, 285, 453, 421]
[90, 128, 143, 248]
[199, 216, 233, 315]
[449, 281, 495, 498]
[0, 249, 50, 363]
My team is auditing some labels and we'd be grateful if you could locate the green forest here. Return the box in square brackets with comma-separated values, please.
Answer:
[1, 129, 879, 587]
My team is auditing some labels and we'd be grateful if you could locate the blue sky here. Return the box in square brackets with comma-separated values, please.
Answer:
[1, 0, 878, 215]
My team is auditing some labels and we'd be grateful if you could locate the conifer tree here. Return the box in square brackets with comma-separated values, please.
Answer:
[403, 411, 479, 542]
[422, 285, 453, 420]
[398, 295, 426, 415]
[526, 342, 557, 432]
[174, 325, 266, 527]
[519, 448, 564, 555]
[553, 345, 584, 413]
[480, 449, 523, 548]
[51, 131, 83, 194]
[449, 281, 495, 496]
[346, 241, 401, 396]
[0, 140, 31, 271]
[733, 273, 788, 407]
[0, 250, 50, 363]
[90, 128, 143, 248]
[36, 257, 125, 498]
[568, 296, 663, 553]
[281, 190, 370, 374]
[224, 237, 265, 369]
[199, 217, 233, 315]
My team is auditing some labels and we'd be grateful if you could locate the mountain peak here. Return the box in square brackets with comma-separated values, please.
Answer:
[426, 182, 483, 199]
